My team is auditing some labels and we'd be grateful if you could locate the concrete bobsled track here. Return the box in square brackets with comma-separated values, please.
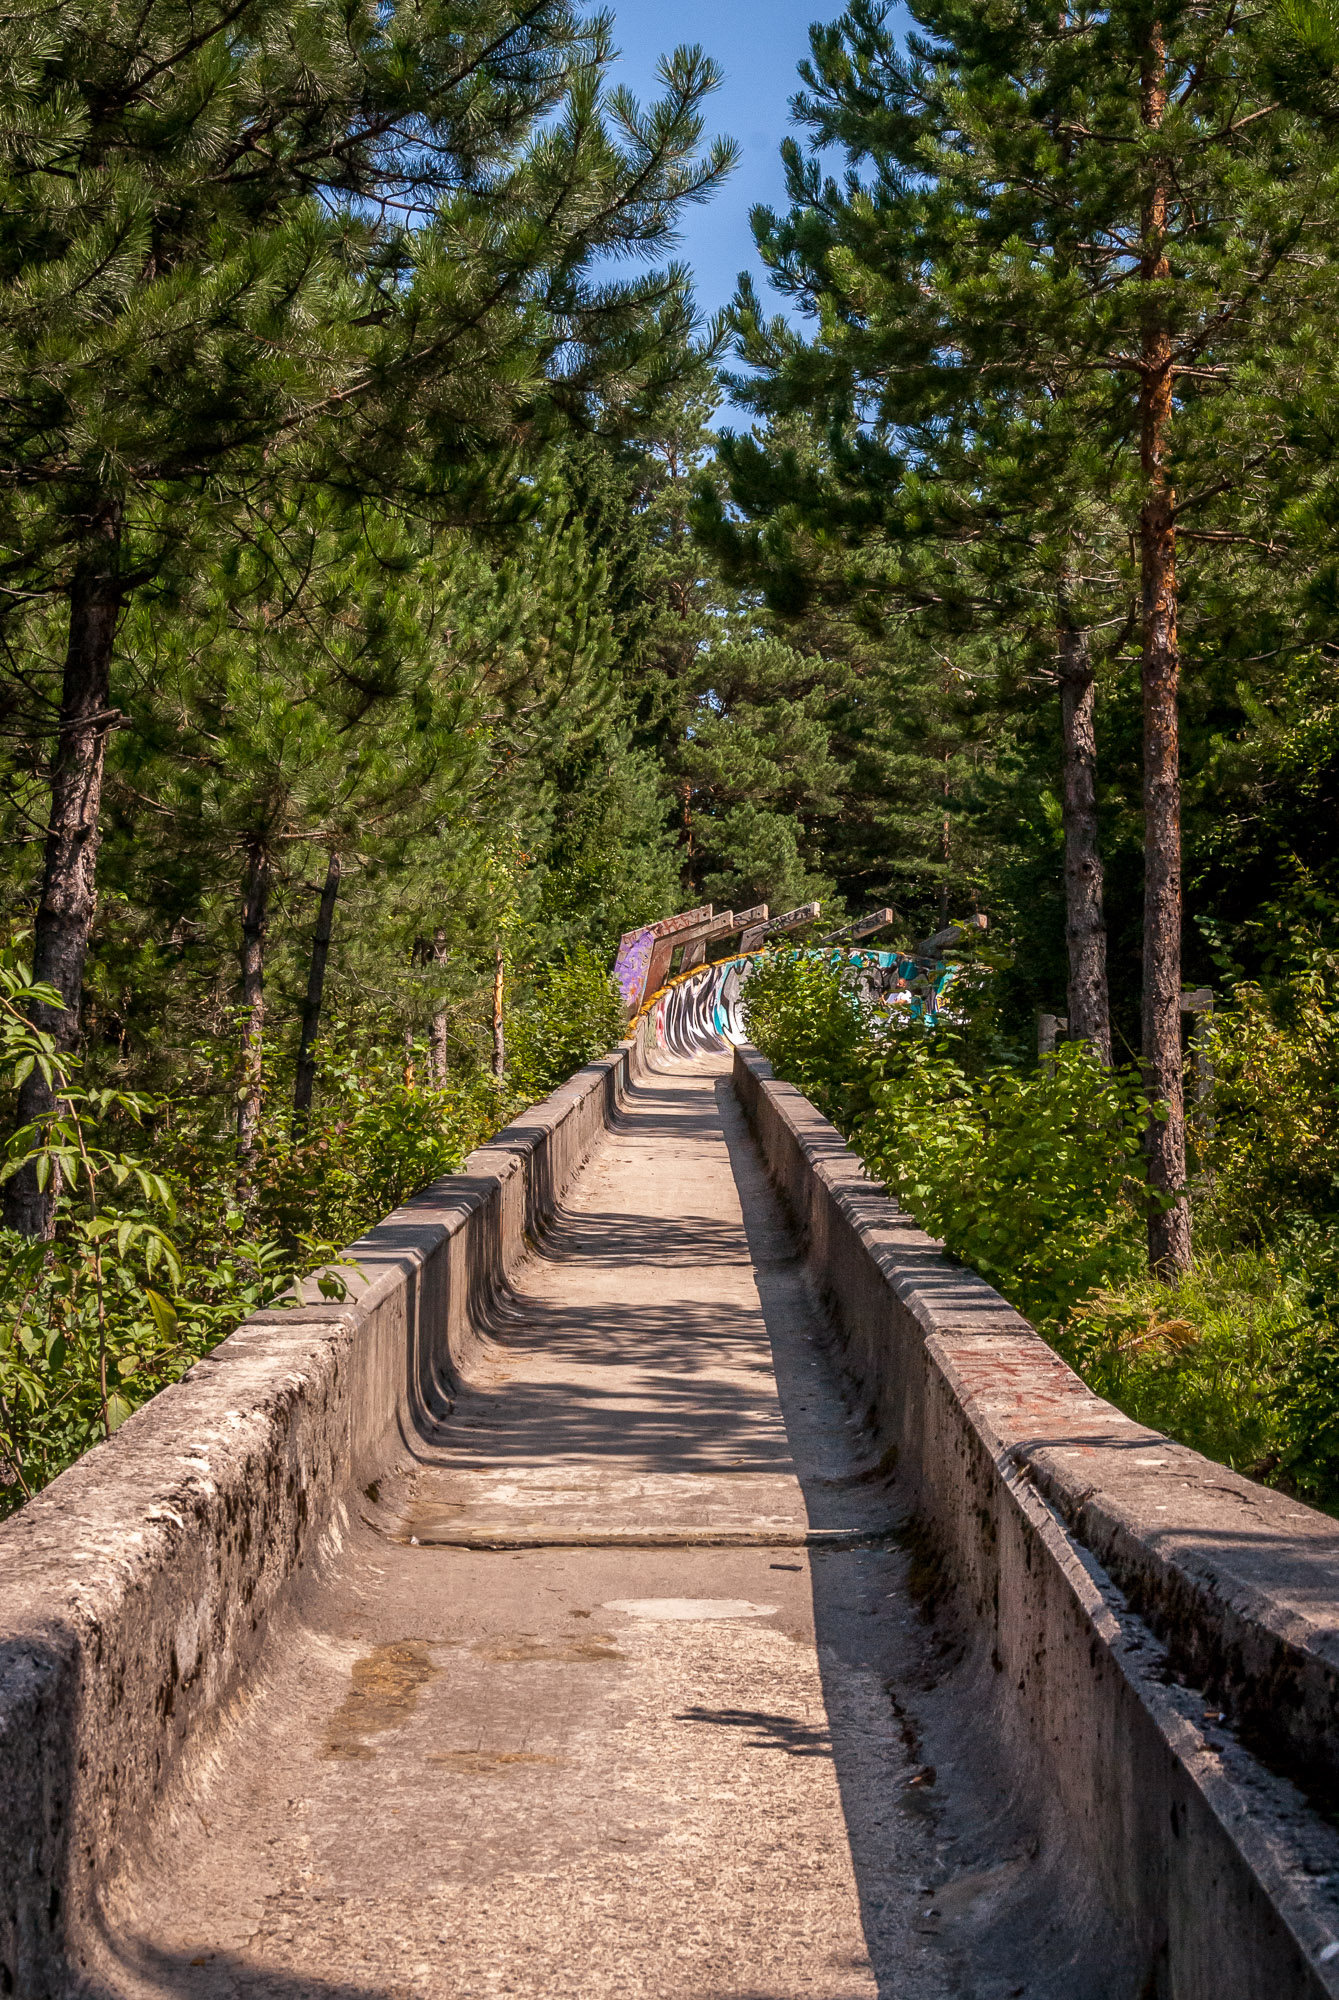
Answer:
[6, 1030, 1339, 1996]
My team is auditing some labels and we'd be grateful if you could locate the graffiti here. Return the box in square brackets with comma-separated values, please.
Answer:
[738, 901, 820, 952]
[612, 905, 753, 1013]
[619, 904, 985, 1057]
[613, 904, 783, 1011]
[612, 905, 712, 1013]
[612, 926, 656, 1012]
[634, 945, 968, 1060]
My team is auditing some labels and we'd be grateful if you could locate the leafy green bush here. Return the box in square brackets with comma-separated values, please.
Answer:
[1195, 975, 1339, 1245]
[744, 952, 1150, 1329]
[507, 947, 625, 1101]
[1057, 1254, 1311, 1478]
[740, 951, 875, 1128]
[741, 947, 1339, 1512]
[0, 944, 626, 1518]
[856, 1038, 1150, 1331]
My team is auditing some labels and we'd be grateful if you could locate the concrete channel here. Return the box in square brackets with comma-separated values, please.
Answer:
[4, 1033, 1339, 1997]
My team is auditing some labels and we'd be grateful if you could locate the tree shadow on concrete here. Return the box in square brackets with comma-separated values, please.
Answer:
[674, 1705, 834, 1756]
[74, 1932, 403, 2000]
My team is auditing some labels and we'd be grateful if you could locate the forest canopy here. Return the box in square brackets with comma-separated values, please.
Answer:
[8, 0, 1339, 1511]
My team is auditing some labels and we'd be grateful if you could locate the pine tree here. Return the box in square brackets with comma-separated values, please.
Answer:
[697, 0, 1339, 1270]
[0, 0, 737, 1231]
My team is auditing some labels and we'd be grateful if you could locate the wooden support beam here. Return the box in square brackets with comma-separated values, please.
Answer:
[740, 902, 821, 952]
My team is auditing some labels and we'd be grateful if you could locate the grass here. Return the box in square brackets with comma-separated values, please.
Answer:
[1056, 1251, 1319, 1492]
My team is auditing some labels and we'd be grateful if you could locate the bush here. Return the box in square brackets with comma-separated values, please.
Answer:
[735, 950, 874, 1127]
[0, 945, 625, 1518]
[856, 1038, 1150, 1331]
[1195, 975, 1339, 1245]
[741, 946, 1339, 1512]
[507, 947, 625, 1101]
[1057, 1253, 1311, 1478]
[743, 951, 1150, 1330]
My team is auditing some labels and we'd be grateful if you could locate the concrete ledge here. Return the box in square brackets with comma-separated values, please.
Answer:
[734, 1042, 1339, 2000]
[0, 1027, 652, 1999]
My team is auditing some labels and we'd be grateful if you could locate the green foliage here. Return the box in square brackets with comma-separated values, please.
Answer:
[745, 950, 1149, 1330]
[1, 955, 194, 1507]
[0, 938, 626, 1517]
[743, 948, 1339, 1508]
[507, 950, 626, 1103]
[857, 1040, 1151, 1332]
[1194, 974, 1339, 1245]
[1058, 1255, 1312, 1481]
[739, 952, 873, 1127]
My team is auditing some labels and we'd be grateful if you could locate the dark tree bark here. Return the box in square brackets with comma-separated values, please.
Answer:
[1058, 619, 1111, 1063]
[938, 752, 951, 927]
[292, 850, 341, 1131]
[4, 520, 122, 1237]
[1140, 27, 1192, 1275]
[237, 841, 271, 1155]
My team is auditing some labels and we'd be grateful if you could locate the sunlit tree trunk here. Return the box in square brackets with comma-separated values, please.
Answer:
[1058, 617, 1111, 1063]
[429, 930, 449, 1089]
[237, 841, 270, 1156]
[1140, 25, 1191, 1275]
[492, 945, 505, 1081]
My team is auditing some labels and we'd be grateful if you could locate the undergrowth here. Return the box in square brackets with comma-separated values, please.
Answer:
[0, 949, 622, 1516]
[743, 948, 1339, 1513]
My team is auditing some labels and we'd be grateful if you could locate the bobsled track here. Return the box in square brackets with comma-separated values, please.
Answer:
[7, 1030, 1339, 1998]
[634, 946, 962, 1062]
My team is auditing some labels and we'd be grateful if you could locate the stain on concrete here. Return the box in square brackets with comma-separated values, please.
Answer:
[424, 1750, 563, 1773]
[321, 1640, 440, 1759]
[473, 1633, 625, 1664]
[604, 1597, 777, 1620]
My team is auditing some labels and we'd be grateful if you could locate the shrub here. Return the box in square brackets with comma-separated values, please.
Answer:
[1057, 1253, 1311, 1478]
[742, 951, 1151, 1331]
[740, 951, 875, 1127]
[855, 1038, 1150, 1331]
[0, 944, 625, 1518]
[741, 944, 1339, 1511]
[507, 947, 625, 1101]
[1195, 975, 1339, 1246]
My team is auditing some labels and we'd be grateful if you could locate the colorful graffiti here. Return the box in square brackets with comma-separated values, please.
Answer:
[633, 945, 968, 1060]
[614, 900, 850, 1015]
[612, 926, 656, 1012]
[617, 904, 984, 1058]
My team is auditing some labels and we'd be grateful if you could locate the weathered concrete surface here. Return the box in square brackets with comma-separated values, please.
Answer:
[735, 1042, 1339, 2000]
[0, 1041, 640, 1999]
[13, 1032, 1339, 1997]
[73, 1056, 982, 1999]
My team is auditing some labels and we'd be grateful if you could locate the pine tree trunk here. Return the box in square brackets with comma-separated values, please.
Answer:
[1140, 26, 1191, 1275]
[491, 945, 505, 1081]
[1058, 619, 1111, 1062]
[429, 929, 449, 1089]
[292, 850, 340, 1130]
[939, 753, 951, 926]
[430, 1009, 448, 1088]
[237, 841, 270, 1155]
[4, 525, 121, 1238]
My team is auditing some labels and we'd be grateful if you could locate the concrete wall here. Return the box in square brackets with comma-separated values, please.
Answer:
[0, 1030, 650, 2000]
[734, 1043, 1339, 2000]
[10, 1025, 1339, 1999]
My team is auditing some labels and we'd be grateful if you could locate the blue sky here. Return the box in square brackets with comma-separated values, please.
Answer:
[603, 0, 833, 332]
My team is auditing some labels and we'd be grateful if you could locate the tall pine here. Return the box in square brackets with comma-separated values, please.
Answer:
[0, 0, 735, 1231]
[700, 0, 1339, 1270]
